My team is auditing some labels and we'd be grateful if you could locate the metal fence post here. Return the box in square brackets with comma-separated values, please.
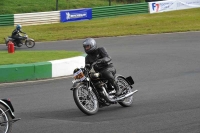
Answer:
[56, 0, 58, 10]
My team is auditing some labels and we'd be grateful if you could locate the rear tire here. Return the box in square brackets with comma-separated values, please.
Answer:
[73, 84, 99, 115]
[0, 104, 12, 133]
[117, 77, 134, 107]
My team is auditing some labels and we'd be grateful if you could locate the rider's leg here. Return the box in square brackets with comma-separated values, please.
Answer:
[100, 67, 122, 96]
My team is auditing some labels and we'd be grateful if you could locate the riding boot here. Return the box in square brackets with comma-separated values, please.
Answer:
[113, 81, 122, 96]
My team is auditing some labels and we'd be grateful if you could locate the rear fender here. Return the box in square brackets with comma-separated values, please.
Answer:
[0, 99, 15, 118]
[4, 37, 13, 44]
[115, 74, 134, 86]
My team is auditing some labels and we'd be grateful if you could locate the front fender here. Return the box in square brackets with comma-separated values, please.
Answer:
[27, 38, 34, 41]
[71, 82, 86, 91]
[0, 99, 15, 118]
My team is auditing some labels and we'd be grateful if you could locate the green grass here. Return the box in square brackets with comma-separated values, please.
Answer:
[0, 0, 145, 14]
[0, 51, 83, 65]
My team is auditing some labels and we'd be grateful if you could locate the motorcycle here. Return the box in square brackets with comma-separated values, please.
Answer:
[0, 99, 20, 133]
[71, 62, 138, 115]
[4, 34, 35, 48]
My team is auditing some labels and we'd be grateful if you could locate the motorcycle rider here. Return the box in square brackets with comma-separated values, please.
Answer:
[83, 38, 122, 96]
[11, 24, 26, 46]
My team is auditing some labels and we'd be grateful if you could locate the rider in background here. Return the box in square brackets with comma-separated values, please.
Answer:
[11, 24, 26, 46]
[83, 38, 122, 96]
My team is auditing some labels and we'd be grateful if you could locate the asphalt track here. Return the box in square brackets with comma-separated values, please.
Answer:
[0, 32, 200, 133]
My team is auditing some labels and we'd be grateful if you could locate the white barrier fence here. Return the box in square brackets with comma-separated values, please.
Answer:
[14, 11, 60, 26]
[149, 0, 200, 13]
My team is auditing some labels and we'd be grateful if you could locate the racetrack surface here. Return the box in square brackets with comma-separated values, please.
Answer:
[0, 32, 200, 133]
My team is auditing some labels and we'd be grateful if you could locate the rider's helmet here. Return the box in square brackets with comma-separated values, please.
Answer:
[16, 24, 22, 30]
[83, 38, 97, 54]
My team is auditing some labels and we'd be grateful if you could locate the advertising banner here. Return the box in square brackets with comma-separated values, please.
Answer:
[176, 0, 200, 10]
[149, 0, 200, 13]
[149, 0, 176, 13]
[60, 8, 92, 22]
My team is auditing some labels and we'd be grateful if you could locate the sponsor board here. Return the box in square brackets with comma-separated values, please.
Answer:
[60, 8, 92, 22]
[149, 0, 200, 13]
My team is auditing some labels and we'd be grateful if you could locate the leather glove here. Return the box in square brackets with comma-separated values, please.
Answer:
[85, 64, 91, 70]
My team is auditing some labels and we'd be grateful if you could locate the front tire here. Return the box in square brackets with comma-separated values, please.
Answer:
[25, 40, 35, 48]
[73, 84, 99, 115]
[117, 77, 134, 107]
[0, 104, 12, 133]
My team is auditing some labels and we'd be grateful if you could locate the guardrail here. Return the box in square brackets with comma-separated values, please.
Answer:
[0, 14, 14, 26]
[92, 3, 148, 18]
[14, 11, 60, 26]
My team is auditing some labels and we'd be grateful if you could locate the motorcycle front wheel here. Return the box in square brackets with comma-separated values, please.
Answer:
[73, 84, 99, 115]
[117, 77, 134, 107]
[0, 104, 12, 133]
[25, 40, 35, 48]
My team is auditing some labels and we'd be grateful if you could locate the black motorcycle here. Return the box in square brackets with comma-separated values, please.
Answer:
[71, 62, 138, 115]
[0, 99, 20, 133]
[4, 34, 35, 48]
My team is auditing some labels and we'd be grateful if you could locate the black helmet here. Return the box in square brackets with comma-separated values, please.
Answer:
[83, 38, 97, 54]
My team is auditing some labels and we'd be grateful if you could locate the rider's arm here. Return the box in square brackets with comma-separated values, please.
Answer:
[85, 56, 92, 69]
[19, 30, 26, 34]
[97, 47, 111, 64]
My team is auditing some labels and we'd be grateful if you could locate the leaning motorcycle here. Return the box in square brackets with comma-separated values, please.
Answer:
[4, 34, 35, 48]
[71, 62, 138, 115]
[0, 99, 20, 133]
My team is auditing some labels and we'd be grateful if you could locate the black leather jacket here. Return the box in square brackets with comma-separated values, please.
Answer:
[85, 47, 113, 72]
[11, 29, 25, 37]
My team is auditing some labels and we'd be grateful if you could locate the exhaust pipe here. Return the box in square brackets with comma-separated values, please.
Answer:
[115, 89, 138, 101]
[102, 87, 138, 103]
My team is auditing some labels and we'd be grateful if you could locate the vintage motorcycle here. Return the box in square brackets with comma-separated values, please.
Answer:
[4, 34, 35, 48]
[71, 62, 138, 115]
[0, 99, 20, 133]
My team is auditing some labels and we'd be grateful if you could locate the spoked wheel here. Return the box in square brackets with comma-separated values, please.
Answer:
[25, 40, 35, 48]
[117, 77, 133, 107]
[73, 84, 99, 115]
[0, 104, 12, 133]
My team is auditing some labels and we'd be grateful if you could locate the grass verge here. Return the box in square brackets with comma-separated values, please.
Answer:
[0, 0, 145, 14]
[0, 51, 83, 65]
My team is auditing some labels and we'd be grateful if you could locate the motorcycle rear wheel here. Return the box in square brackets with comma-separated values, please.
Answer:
[0, 104, 12, 133]
[117, 77, 134, 107]
[73, 84, 99, 115]
[25, 40, 35, 48]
